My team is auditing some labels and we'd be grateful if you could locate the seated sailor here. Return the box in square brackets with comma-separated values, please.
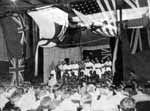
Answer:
[104, 57, 112, 72]
[71, 61, 79, 76]
[84, 58, 94, 76]
[94, 58, 103, 78]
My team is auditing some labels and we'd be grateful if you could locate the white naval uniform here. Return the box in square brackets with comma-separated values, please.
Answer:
[71, 64, 79, 76]
[94, 63, 103, 78]
[63, 64, 72, 76]
[84, 62, 94, 76]
[105, 61, 112, 71]
[48, 70, 57, 87]
[101, 63, 105, 74]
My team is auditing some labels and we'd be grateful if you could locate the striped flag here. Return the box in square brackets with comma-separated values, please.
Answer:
[128, 27, 150, 54]
[120, 1, 150, 82]
[101, 48, 111, 60]
[70, 0, 148, 37]
[121, 27, 150, 82]
[71, 0, 117, 37]
[126, 0, 150, 54]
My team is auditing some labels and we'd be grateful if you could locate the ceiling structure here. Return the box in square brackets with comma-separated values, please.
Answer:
[0, 0, 147, 17]
[0, 0, 79, 17]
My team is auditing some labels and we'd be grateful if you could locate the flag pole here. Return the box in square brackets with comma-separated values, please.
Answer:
[112, 0, 119, 76]
[112, 0, 123, 86]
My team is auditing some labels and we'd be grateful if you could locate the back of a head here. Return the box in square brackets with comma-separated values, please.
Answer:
[120, 97, 136, 111]
[40, 96, 51, 109]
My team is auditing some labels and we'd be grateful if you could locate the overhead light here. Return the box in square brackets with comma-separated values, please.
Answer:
[10, 0, 17, 3]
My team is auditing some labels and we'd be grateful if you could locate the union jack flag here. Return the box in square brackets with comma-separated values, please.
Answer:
[126, 0, 150, 54]
[9, 58, 24, 85]
[12, 14, 27, 45]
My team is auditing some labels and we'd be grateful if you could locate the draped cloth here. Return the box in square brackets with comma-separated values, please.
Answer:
[28, 6, 69, 76]
[0, 24, 8, 61]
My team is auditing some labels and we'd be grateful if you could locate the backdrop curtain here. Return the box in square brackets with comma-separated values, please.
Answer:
[43, 47, 81, 83]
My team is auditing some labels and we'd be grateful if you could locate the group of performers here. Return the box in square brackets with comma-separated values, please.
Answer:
[48, 57, 112, 87]
[56, 57, 111, 78]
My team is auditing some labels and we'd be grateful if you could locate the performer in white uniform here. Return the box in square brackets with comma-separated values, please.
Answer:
[94, 58, 103, 78]
[84, 59, 94, 77]
[63, 62, 72, 76]
[101, 59, 105, 74]
[71, 61, 79, 76]
[48, 69, 57, 87]
[105, 57, 112, 72]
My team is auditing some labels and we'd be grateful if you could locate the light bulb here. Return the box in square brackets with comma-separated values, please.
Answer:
[10, 0, 17, 3]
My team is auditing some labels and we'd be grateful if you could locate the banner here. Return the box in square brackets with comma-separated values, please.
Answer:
[0, 16, 25, 59]
[0, 23, 8, 61]
[122, 28, 150, 83]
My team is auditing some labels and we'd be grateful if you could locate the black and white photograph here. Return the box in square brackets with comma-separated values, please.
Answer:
[0, 0, 150, 111]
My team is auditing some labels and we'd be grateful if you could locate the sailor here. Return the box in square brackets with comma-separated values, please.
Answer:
[71, 61, 79, 76]
[58, 61, 65, 78]
[94, 58, 103, 78]
[84, 57, 94, 76]
[104, 57, 112, 72]
[55, 61, 62, 81]
[101, 59, 105, 74]
[63, 61, 72, 76]
[48, 69, 57, 88]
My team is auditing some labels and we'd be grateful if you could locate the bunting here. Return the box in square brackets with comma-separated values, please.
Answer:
[71, 0, 149, 37]
[128, 28, 150, 54]
[71, 0, 117, 37]
[127, 0, 150, 54]
[121, 0, 150, 82]
[28, 6, 69, 76]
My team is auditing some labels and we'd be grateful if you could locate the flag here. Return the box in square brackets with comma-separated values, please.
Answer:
[128, 28, 150, 54]
[28, 6, 69, 76]
[101, 48, 111, 60]
[120, 27, 150, 83]
[110, 0, 150, 84]
[0, 18, 9, 85]
[0, 23, 8, 61]
[28, 6, 68, 42]
[70, 0, 148, 37]
[0, 15, 26, 59]
[121, 27, 150, 82]
[9, 58, 24, 85]
[71, 0, 117, 37]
